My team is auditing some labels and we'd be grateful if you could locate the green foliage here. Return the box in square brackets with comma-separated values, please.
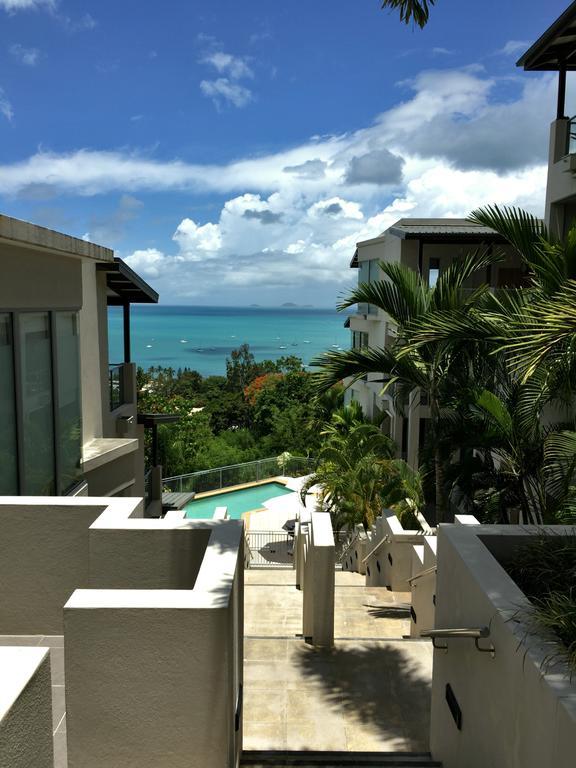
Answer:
[136, 347, 343, 477]
[301, 405, 422, 531]
[381, 0, 435, 29]
[508, 534, 576, 674]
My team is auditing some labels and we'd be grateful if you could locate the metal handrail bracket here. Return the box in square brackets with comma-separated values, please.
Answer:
[420, 626, 495, 657]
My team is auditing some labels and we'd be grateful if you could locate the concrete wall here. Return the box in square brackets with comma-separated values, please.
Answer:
[0, 497, 118, 634]
[340, 524, 367, 574]
[365, 510, 424, 591]
[79, 260, 103, 446]
[0, 243, 82, 310]
[64, 514, 244, 768]
[301, 512, 335, 648]
[0, 647, 53, 768]
[430, 524, 576, 768]
[409, 538, 436, 637]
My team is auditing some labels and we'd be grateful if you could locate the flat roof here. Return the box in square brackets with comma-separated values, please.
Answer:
[517, 1, 576, 71]
[98, 258, 159, 305]
[0, 213, 114, 262]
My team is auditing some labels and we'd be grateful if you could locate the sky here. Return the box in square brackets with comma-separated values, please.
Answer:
[0, 0, 573, 306]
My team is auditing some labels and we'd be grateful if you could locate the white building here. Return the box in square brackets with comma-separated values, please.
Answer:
[345, 219, 521, 468]
[0, 214, 158, 500]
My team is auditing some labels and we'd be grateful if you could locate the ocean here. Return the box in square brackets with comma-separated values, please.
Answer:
[108, 305, 351, 377]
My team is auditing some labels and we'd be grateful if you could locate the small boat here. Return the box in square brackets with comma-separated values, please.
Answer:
[146, 344, 152, 348]
[331, 344, 340, 348]
[303, 340, 311, 344]
[180, 339, 188, 343]
[279, 345, 287, 349]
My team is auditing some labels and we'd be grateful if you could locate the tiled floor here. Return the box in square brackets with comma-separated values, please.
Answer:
[1, 569, 432, 764]
[243, 569, 432, 752]
[0, 634, 66, 767]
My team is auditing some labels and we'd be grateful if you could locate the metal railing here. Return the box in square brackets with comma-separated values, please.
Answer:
[420, 626, 495, 656]
[163, 456, 315, 494]
[568, 115, 576, 155]
[245, 530, 295, 568]
[108, 363, 125, 412]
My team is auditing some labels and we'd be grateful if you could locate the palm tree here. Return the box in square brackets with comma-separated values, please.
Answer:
[379, 459, 425, 528]
[301, 413, 396, 530]
[381, 0, 435, 28]
[312, 247, 503, 521]
[401, 205, 576, 524]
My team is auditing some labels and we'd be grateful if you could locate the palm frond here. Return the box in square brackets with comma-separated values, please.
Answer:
[468, 204, 550, 261]
[381, 0, 435, 28]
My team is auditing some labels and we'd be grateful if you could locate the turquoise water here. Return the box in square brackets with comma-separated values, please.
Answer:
[184, 481, 295, 520]
[108, 305, 350, 376]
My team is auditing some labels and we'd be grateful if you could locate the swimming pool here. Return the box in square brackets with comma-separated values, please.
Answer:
[184, 481, 295, 520]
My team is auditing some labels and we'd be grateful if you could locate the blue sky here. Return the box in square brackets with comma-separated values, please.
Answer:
[0, 0, 572, 305]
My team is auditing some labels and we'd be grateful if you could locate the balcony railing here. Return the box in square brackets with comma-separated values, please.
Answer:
[163, 456, 316, 494]
[568, 115, 576, 156]
[108, 364, 125, 412]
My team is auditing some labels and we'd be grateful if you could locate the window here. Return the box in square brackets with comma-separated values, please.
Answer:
[19, 313, 55, 494]
[428, 257, 440, 288]
[0, 315, 18, 494]
[2, 310, 82, 495]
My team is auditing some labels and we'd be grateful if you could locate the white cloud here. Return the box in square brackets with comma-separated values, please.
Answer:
[0, 65, 553, 302]
[202, 51, 253, 79]
[9, 43, 40, 66]
[0, 0, 54, 11]
[498, 40, 530, 57]
[0, 88, 14, 121]
[125, 248, 165, 279]
[173, 218, 222, 257]
[200, 78, 253, 108]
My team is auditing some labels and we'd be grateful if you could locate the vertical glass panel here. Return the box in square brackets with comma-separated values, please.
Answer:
[55, 312, 82, 492]
[429, 257, 440, 288]
[19, 312, 55, 494]
[0, 314, 18, 494]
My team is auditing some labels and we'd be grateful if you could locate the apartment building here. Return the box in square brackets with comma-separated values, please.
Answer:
[345, 219, 520, 468]
[0, 214, 158, 499]
[518, 1, 576, 237]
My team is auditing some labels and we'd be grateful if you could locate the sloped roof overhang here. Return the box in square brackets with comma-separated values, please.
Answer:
[97, 257, 159, 305]
[517, 2, 576, 71]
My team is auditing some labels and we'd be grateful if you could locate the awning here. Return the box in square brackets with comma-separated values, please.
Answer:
[97, 257, 159, 305]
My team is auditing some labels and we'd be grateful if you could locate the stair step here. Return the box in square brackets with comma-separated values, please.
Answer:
[241, 751, 441, 767]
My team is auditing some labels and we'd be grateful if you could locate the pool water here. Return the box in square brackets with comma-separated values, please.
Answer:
[184, 481, 295, 520]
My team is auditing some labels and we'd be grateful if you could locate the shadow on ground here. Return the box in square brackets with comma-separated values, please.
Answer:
[295, 641, 432, 749]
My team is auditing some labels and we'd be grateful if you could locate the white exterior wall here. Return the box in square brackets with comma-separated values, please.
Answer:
[0, 647, 53, 768]
[0, 497, 114, 634]
[430, 524, 576, 768]
[79, 260, 104, 446]
[64, 514, 244, 768]
[301, 512, 335, 647]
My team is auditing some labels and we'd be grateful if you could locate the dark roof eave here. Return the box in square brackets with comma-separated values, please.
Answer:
[97, 257, 159, 304]
[517, 1, 576, 71]
[387, 227, 508, 243]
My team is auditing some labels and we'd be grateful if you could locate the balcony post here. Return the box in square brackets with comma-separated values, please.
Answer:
[123, 301, 131, 364]
[557, 64, 567, 120]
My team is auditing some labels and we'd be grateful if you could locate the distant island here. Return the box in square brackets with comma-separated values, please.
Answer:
[281, 302, 314, 308]
[249, 304, 261, 307]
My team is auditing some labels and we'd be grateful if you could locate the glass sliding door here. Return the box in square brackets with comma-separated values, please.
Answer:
[0, 314, 18, 494]
[19, 312, 55, 494]
[55, 312, 82, 492]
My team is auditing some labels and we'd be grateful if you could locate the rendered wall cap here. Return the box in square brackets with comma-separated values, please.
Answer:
[0, 647, 50, 721]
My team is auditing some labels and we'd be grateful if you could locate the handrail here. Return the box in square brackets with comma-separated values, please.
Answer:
[337, 532, 358, 564]
[361, 536, 388, 564]
[407, 565, 436, 584]
[421, 626, 494, 656]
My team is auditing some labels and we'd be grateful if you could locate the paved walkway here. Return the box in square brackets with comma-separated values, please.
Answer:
[243, 569, 433, 752]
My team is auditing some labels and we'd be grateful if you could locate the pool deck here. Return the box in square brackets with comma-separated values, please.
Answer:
[243, 569, 433, 752]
